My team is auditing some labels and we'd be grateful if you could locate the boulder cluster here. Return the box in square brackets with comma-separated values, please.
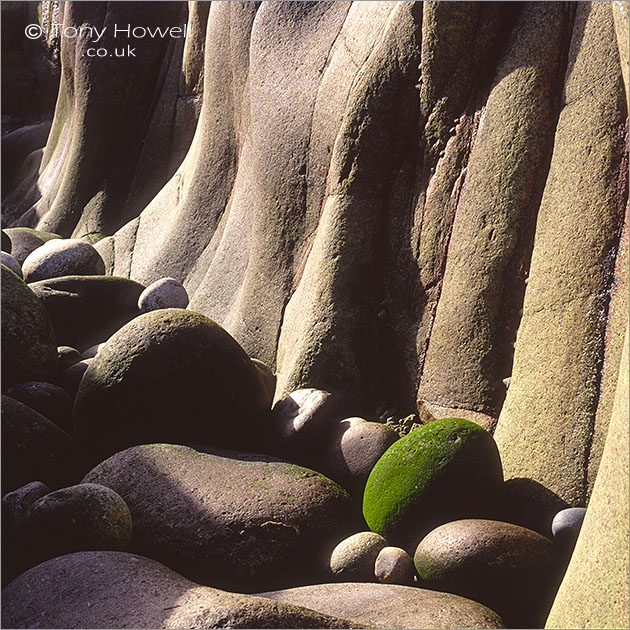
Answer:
[1, 229, 587, 628]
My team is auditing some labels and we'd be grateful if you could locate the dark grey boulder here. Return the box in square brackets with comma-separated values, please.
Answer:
[2, 227, 61, 266]
[28, 275, 145, 351]
[1, 251, 22, 277]
[61, 359, 92, 399]
[82, 443, 358, 591]
[413, 518, 558, 628]
[329, 531, 387, 582]
[257, 582, 505, 629]
[22, 238, 105, 283]
[23, 483, 132, 567]
[374, 546, 415, 585]
[2, 265, 57, 388]
[74, 309, 271, 457]
[4, 381, 73, 432]
[2, 229, 11, 253]
[2, 551, 358, 629]
[1, 395, 89, 495]
[320, 418, 399, 496]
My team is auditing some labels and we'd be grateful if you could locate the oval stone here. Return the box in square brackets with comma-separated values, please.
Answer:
[413, 518, 557, 628]
[82, 443, 358, 591]
[329, 531, 387, 581]
[73, 309, 271, 456]
[137, 277, 189, 312]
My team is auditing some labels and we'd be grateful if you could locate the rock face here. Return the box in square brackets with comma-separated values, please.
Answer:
[73, 309, 271, 457]
[545, 328, 629, 629]
[363, 418, 504, 550]
[413, 519, 557, 628]
[1, 551, 357, 629]
[257, 582, 505, 629]
[22, 238, 105, 282]
[28, 275, 145, 351]
[1, 265, 57, 387]
[82, 443, 357, 590]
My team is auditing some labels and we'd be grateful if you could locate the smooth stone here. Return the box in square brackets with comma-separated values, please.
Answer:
[4, 381, 73, 432]
[270, 388, 344, 460]
[320, 419, 399, 496]
[329, 532, 388, 581]
[251, 358, 276, 404]
[138, 277, 189, 312]
[82, 443, 358, 591]
[29, 275, 145, 351]
[413, 518, 558, 628]
[1, 251, 22, 278]
[257, 582, 505, 629]
[61, 359, 93, 398]
[2, 227, 61, 265]
[23, 483, 132, 567]
[1, 265, 58, 387]
[2, 551, 357, 629]
[2, 229, 11, 253]
[22, 238, 105, 283]
[1, 395, 88, 495]
[73, 309, 271, 457]
[57, 345, 82, 370]
[551, 507, 587, 545]
[363, 418, 504, 550]
[374, 546, 415, 585]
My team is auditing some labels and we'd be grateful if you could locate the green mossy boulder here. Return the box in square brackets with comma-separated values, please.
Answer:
[362, 418, 503, 550]
[1, 265, 57, 388]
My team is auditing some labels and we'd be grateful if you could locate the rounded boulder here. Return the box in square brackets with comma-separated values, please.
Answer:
[73, 309, 271, 456]
[1, 265, 57, 387]
[138, 277, 189, 312]
[22, 238, 105, 283]
[413, 518, 557, 628]
[362, 418, 503, 550]
[4, 381, 73, 432]
[374, 546, 416, 585]
[23, 483, 132, 567]
[82, 443, 358, 591]
[1, 251, 22, 278]
[2, 227, 61, 265]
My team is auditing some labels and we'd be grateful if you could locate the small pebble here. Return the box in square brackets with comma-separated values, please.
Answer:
[551, 507, 587, 546]
[138, 277, 189, 313]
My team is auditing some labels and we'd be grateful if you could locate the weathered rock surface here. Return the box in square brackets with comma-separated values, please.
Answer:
[363, 418, 503, 550]
[28, 275, 145, 351]
[1, 395, 87, 494]
[2, 551, 358, 629]
[61, 359, 92, 398]
[257, 582, 505, 629]
[74, 309, 271, 456]
[414, 519, 557, 628]
[2, 264, 57, 387]
[82, 443, 358, 590]
[329, 532, 387, 582]
[22, 238, 105, 283]
[546, 327, 629, 629]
